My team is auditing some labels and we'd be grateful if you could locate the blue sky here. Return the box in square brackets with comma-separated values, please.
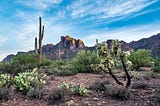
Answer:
[0, 0, 160, 60]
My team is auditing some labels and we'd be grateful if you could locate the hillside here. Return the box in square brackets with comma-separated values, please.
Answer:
[2, 33, 160, 62]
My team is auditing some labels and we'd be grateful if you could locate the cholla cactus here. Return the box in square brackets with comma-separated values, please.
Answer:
[94, 39, 132, 88]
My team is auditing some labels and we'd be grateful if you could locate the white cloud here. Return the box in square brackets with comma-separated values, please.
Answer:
[68, 0, 158, 20]
[15, 0, 62, 10]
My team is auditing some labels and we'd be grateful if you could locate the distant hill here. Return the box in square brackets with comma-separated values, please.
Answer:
[128, 33, 160, 56]
[2, 33, 160, 62]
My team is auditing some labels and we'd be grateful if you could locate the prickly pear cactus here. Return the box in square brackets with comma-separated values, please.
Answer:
[93, 39, 132, 88]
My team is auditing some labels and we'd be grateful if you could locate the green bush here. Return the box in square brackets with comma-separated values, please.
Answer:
[89, 80, 110, 92]
[47, 88, 65, 105]
[50, 65, 77, 76]
[26, 88, 43, 100]
[10, 53, 37, 75]
[0, 74, 12, 87]
[0, 86, 10, 100]
[13, 68, 46, 94]
[128, 49, 153, 70]
[71, 50, 100, 73]
[59, 82, 88, 96]
[47, 61, 77, 76]
[152, 57, 160, 73]
[0, 63, 12, 74]
[105, 85, 131, 100]
[41, 58, 53, 67]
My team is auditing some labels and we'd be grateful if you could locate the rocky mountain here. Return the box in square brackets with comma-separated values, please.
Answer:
[129, 33, 160, 56]
[2, 33, 160, 62]
[42, 35, 85, 60]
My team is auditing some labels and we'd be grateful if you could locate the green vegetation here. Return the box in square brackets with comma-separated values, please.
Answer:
[152, 57, 160, 73]
[13, 68, 46, 94]
[26, 88, 43, 100]
[59, 82, 88, 96]
[128, 49, 153, 70]
[72, 50, 100, 73]
[0, 53, 37, 75]
[0, 74, 12, 87]
[105, 85, 131, 100]
[47, 88, 65, 105]
[47, 61, 78, 76]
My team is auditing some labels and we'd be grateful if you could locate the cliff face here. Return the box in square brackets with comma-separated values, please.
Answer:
[60, 35, 85, 49]
[43, 35, 85, 60]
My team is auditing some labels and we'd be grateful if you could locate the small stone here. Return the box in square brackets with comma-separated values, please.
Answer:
[102, 101, 106, 104]
[97, 103, 102, 106]
[93, 97, 99, 101]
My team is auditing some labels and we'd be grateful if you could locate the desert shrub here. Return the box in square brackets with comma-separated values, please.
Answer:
[41, 58, 53, 67]
[48, 61, 77, 76]
[50, 65, 77, 76]
[10, 53, 37, 75]
[128, 49, 153, 70]
[72, 50, 100, 73]
[142, 71, 159, 80]
[105, 85, 131, 100]
[131, 82, 149, 89]
[128, 71, 141, 80]
[0, 86, 10, 100]
[13, 68, 46, 94]
[47, 88, 65, 105]
[0, 74, 12, 87]
[59, 82, 88, 96]
[152, 57, 160, 73]
[89, 80, 110, 92]
[0, 63, 12, 74]
[26, 88, 43, 100]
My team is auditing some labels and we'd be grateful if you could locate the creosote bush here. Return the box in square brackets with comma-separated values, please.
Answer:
[41, 58, 53, 67]
[48, 61, 78, 76]
[152, 57, 160, 73]
[0, 53, 37, 75]
[0, 86, 10, 100]
[72, 50, 100, 73]
[131, 82, 149, 89]
[89, 80, 110, 92]
[47, 88, 65, 105]
[142, 71, 159, 80]
[26, 88, 43, 100]
[128, 49, 153, 70]
[105, 85, 131, 100]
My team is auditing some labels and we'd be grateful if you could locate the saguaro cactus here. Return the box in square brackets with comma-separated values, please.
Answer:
[35, 17, 44, 68]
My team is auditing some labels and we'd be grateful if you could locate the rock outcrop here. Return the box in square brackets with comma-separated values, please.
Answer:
[60, 35, 85, 49]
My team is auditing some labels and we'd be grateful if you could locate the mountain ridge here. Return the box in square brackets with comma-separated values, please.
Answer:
[2, 33, 160, 62]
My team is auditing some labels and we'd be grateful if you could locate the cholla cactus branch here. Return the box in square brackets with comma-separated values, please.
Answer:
[93, 39, 132, 88]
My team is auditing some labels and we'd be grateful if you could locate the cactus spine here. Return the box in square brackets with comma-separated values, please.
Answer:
[35, 17, 44, 68]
